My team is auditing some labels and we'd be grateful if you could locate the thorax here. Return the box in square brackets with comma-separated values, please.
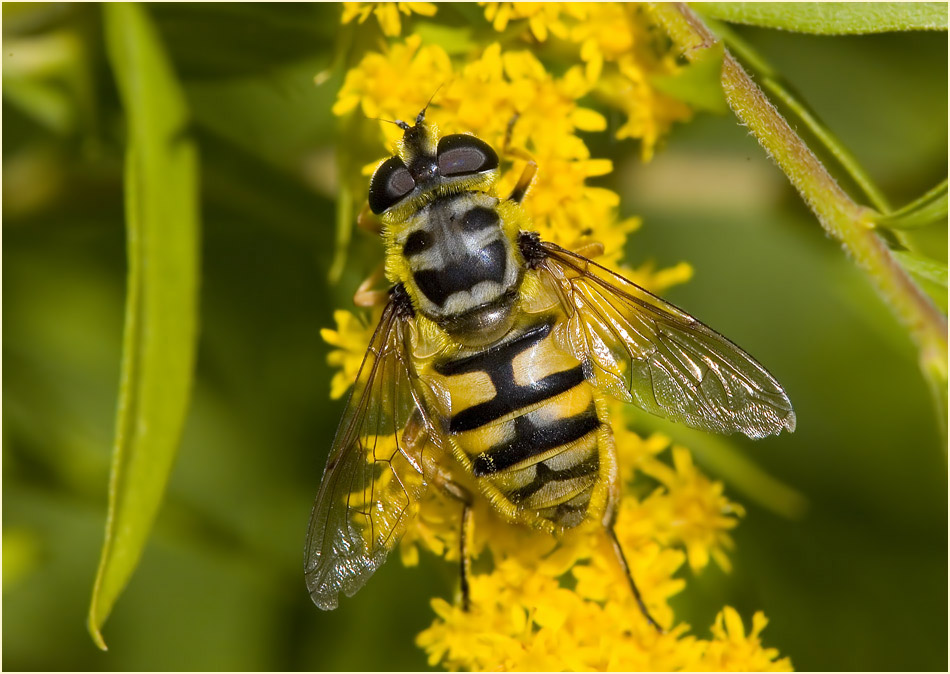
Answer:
[386, 192, 523, 346]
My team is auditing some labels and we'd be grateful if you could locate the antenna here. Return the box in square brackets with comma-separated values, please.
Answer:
[416, 81, 447, 125]
[367, 115, 411, 131]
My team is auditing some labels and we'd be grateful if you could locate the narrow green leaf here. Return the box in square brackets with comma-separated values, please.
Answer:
[695, 3, 948, 34]
[892, 250, 948, 313]
[651, 42, 728, 114]
[89, 3, 199, 651]
[893, 250, 949, 287]
[875, 180, 948, 230]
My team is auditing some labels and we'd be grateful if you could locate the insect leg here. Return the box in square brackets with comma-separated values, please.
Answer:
[503, 112, 518, 153]
[500, 112, 535, 159]
[440, 479, 474, 611]
[427, 468, 475, 611]
[507, 160, 538, 204]
[399, 413, 476, 610]
[606, 525, 664, 633]
[500, 112, 539, 205]
[357, 203, 384, 235]
[353, 263, 388, 307]
[459, 501, 473, 611]
[571, 241, 605, 259]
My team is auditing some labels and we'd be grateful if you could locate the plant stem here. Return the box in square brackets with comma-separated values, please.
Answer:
[712, 20, 892, 213]
[650, 2, 948, 379]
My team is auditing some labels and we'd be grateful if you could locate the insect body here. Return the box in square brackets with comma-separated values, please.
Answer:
[305, 108, 796, 622]
[428, 313, 608, 531]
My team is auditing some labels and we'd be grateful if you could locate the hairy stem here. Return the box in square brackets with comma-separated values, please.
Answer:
[650, 2, 947, 380]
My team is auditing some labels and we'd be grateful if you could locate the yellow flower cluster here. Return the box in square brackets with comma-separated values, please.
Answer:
[418, 589, 791, 671]
[397, 417, 789, 670]
[334, 35, 623, 263]
[341, 2, 437, 37]
[323, 4, 792, 671]
[480, 2, 693, 160]
[333, 4, 690, 266]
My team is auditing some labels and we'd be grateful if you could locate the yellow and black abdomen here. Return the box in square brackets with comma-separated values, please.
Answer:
[428, 315, 612, 530]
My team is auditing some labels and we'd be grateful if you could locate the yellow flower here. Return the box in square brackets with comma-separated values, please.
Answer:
[341, 2, 437, 37]
[638, 446, 746, 573]
[319, 309, 377, 399]
[610, 406, 672, 482]
[480, 3, 588, 41]
[696, 607, 794, 671]
[599, 55, 693, 161]
[332, 34, 452, 139]
[569, 2, 635, 81]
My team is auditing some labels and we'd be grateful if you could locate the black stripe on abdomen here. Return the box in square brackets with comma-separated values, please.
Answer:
[453, 366, 584, 433]
[436, 321, 552, 377]
[472, 407, 600, 477]
[508, 452, 600, 504]
[435, 319, 587, 433]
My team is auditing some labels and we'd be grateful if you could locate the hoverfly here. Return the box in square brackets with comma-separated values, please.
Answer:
[305, 105, 795, 629]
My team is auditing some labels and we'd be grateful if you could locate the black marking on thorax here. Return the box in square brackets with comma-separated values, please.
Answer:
[407, 196, 509, 309]
[414, 239, 507, 307]
[435, 319, 586, 433]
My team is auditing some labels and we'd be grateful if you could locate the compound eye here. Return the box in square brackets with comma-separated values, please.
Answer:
[368, 157, 416, 214]
[437, 134, 499, 177]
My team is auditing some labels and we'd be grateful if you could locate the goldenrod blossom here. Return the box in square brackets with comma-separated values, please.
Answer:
[332, 34, 452, 125]
[638, 446, 746, 573]
[320, 309, 378, 400]
[341, 2, 436, 37]
[695, 607, 794, 671]
[481, 2, 588, 42]
[481, 2, 693, 160]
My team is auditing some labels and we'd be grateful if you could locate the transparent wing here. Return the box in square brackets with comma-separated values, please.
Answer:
[537, 241, 796, 439]
[305, 301, 443, 609]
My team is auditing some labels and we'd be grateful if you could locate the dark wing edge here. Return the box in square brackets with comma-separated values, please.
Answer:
[538, 241, 796, 439]
[304, 301, 438, 610]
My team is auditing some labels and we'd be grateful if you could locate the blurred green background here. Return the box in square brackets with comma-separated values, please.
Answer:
[3, 3, 946, 671]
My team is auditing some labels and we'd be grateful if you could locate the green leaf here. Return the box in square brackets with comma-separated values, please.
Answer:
[694, 2, 948, 34]
[892, 250, 948, 313]
[651, 41, 728, 114]
[875, 179, 948, 230]
[89, 3, 200, 651]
